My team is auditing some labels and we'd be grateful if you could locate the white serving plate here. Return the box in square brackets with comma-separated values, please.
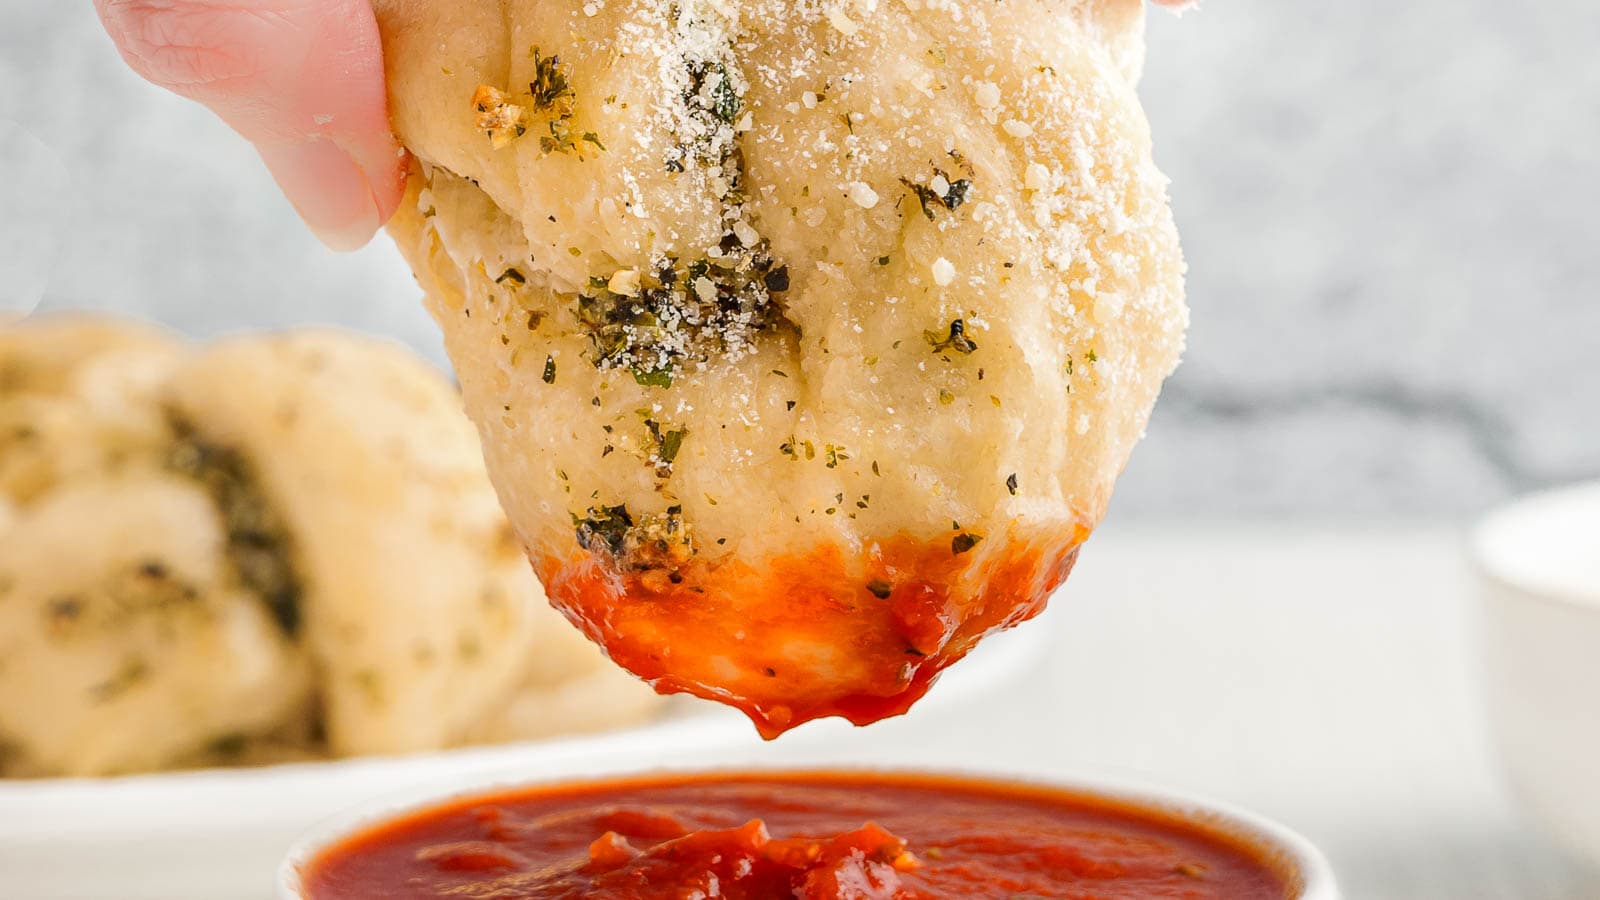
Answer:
[277, 764, 1338, 900]
[0, 620, 1046, 900]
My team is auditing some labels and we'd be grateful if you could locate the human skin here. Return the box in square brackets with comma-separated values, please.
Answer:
[95, 0, 1191, 251]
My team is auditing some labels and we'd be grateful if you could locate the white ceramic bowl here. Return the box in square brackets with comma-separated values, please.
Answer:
[278, 765, 1339, 900]
[1475, 480, 1600, 866]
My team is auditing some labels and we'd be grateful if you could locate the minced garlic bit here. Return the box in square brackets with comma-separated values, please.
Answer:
[607, 268, 642, 296]
[930, 257, 956, 287]
[471, 85, 528, 149]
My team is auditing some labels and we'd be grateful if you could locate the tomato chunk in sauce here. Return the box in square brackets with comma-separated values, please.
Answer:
[302, 772, 1293, 899]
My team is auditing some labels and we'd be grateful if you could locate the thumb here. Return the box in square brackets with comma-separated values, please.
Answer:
[95, 0, 405, 251]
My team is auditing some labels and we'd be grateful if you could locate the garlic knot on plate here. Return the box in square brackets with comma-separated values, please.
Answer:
[0, 317, 658, 776]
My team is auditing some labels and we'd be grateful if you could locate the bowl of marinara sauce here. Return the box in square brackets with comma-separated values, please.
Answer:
[279, 769, 1337, 899]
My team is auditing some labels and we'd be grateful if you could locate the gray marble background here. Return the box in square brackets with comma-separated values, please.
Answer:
[2, 1, 1596, 518]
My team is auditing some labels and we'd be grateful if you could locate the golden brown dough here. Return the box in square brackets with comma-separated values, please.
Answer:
[374, 0, 1187, 735]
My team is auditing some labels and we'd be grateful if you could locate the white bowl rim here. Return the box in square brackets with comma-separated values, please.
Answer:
[1472, 479, 1600, 609]
[277, 764, 1339, 900]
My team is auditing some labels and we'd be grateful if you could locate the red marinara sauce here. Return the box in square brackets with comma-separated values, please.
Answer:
[301, 772, 1295, 899]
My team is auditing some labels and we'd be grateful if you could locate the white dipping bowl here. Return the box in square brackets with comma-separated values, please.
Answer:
[278, 766, 1338, 899]
[1475, 480, 1600, 865]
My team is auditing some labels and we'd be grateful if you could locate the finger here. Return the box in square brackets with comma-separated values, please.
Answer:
[95, 0, 405, 250]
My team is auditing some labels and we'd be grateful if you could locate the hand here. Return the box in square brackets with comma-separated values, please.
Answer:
[95, 0, 406, 251]
[95, 1, 1190, 253]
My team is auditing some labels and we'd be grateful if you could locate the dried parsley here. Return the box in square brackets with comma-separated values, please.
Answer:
[90, 658, 150, 703]
[167, 431, 300, 635]
[824, 444, 849, 468]
[529, 48, 575, 114]
[951, 532, 983, 556]
[574, 504, 633, 557]
[866, 580, 893, 599]
[632, 365, 674, 388]
[575, 250, 785, 385]
[645, 420, 688, 476]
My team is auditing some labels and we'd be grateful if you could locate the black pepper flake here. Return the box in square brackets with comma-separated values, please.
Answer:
[926, 319, 978, 354]
[866, 580, 893, 599]
[496, 268, 526, 286]
[763, 266, 791, 293]
[943, 178, 972, 210]
[542, 355, 557, 384]
[1006, 473, 1019, 495]
[900, 167, 975, 220]
[765, 667, 778, 677]
[952, 532, 983, 556]
[48, 596, 83, 623]
[786, 400, 797, 411]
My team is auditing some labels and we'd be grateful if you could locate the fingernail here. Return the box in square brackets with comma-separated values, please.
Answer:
[255, 138, 383, 252]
